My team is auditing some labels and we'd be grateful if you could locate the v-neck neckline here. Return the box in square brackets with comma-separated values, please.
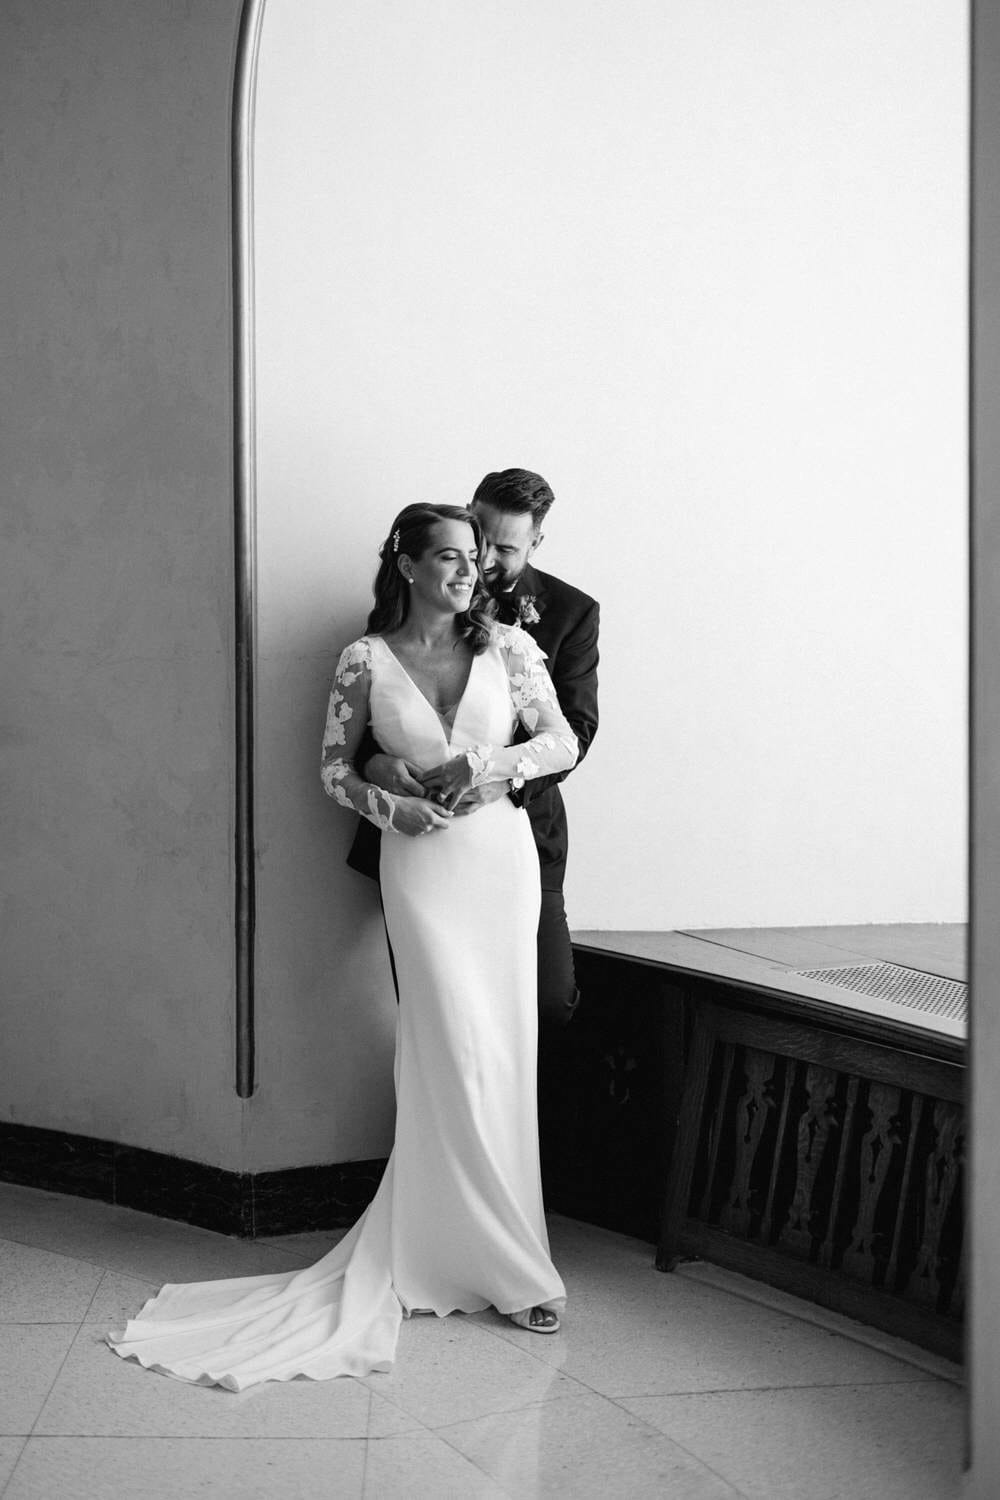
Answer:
[375, 636, 477, 749]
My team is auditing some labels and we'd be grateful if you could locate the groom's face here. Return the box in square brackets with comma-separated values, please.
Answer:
[471, 502, 541, 594]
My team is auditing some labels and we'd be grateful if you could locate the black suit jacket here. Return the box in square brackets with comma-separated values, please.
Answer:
[346, 562, 600, 890]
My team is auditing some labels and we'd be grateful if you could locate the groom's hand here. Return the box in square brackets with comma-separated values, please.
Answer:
[450, 780, 511, 817]
[364, 754, 426, 797]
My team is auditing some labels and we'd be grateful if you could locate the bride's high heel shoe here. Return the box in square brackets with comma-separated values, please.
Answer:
[508, 1306, 560, 1334]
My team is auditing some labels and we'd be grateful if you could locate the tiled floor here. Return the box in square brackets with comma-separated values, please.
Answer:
[0, 1182, 964, 1498]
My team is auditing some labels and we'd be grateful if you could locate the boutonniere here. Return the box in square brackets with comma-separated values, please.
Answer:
[515, 594, 542, 627]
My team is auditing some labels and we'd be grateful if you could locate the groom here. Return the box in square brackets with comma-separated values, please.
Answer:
[468, 469, 600, 1026]
[348, 468, 599, 1028]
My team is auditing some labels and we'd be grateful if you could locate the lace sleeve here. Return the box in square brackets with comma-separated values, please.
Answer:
[320, 639, 397, 831]
[465, 626, 579, 790]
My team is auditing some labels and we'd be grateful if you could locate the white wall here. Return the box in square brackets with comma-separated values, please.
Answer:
[1, 1, 965, 1185]
[1, 0, 245, 1165]
[251, 1, 967, 1163]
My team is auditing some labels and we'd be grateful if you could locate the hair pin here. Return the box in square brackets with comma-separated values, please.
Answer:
[392, 529, 400, 553]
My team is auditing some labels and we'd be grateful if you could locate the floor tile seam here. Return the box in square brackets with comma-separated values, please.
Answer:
[78, 1270, 104, 1327]
[601, 1392, 750, 1500]
[0, 1436, 28, 1500]
[610, 1374, 951, 1401]
[23, 1433, 377, 1444]
[5, 1238, 312, 1290]
[0, 1213, 323, 1270]
[359, 1386, 372, 1497]
[499, 1358, 608, 1405]
[47, 1267, 110, 1423]
[0, 1319, 104, 1326]
[358, 1382, 429, 1438]
[0, 1233, 112, 1275]
[431, 1399, 746, 1500]
[466, 1316, 607, 1398]
[24, 1316, 86, 1446]
[465, 1387, 613, 1423]
[0, 1231, 188, 1289]
[363, 1388, 591, 1438]
[363, 1429, 458, 1444]
[24, 1395, 599, 1446]
[675, 1267, 964, 1385]
[427, 1387, 661, 1441]
[428, 1423, 520, 1499]
[539, 1365, 626, 1403]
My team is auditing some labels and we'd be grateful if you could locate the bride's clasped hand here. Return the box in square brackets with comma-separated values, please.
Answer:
[365, 750, 512, 825]
[358, 751, 489, 835]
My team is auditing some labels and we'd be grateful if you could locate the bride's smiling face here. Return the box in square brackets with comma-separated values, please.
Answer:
[400, 519, 479, 614]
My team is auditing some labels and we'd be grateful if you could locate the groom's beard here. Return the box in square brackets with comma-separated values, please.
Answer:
[483, 566, 524, 597]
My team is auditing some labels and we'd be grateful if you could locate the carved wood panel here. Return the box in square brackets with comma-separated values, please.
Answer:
[672, 1024, 964, 1326]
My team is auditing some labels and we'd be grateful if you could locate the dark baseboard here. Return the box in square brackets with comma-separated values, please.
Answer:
[0, 1122, 386, 1238]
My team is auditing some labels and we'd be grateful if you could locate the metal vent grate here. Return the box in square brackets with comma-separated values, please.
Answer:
[793, 962, 968, 1022]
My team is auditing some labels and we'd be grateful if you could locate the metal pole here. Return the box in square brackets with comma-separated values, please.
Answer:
[232, 0, 268, 1098]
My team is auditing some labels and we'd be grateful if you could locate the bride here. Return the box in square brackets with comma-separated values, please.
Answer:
[106, 503, 578, 1389]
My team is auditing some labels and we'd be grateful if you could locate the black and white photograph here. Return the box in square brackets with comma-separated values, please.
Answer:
[2, 2, 995, 1496]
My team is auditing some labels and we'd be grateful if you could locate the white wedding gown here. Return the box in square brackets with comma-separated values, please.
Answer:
[107, 623, 577, 1389]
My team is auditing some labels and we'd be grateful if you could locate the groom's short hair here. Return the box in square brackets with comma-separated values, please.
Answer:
[471, 469, 554, 529]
